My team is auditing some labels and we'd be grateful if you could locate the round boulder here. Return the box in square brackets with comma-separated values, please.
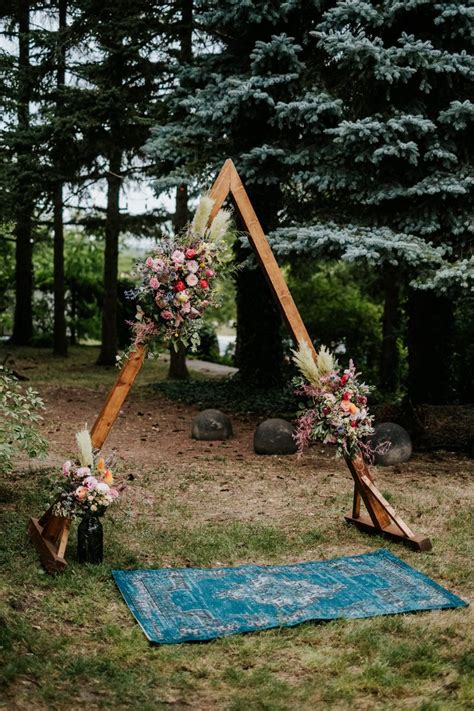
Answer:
[254, 418, 297, 455]
[191, 409, 233, 441]
[370, 422, 412, 466]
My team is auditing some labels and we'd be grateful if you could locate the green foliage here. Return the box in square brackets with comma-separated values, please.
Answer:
[33, 231, 104, 344]
[155, 375, 297, 417]
[288, 261, 383, 381]
[0, 366, 48, 471]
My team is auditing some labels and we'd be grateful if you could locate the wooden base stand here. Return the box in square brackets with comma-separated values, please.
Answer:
[344, 455, 432, 552]
[28, 506, 71, 573]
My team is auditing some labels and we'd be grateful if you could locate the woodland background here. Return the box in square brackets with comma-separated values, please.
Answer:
[1, 0, 473, 403]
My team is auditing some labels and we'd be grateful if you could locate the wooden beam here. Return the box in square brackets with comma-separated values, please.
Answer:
[227, 163, 316, 356]
[90, 345, 146, 449]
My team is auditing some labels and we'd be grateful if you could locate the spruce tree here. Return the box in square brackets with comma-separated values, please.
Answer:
[270, 0, 473, 401]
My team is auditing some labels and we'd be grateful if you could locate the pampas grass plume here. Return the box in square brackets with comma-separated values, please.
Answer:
[76, 426, 93, 467]
[292, 341, 321, 386]
[316, 345, 336, 375]
[191, 195, 215, 236]
[208, 207, 232, 243]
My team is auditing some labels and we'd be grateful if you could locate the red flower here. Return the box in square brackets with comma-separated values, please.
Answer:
[350, 421, 357, 428]
[342, 391, 351, 401]
[341, 373, 349, 385]
[185, 248, 197, 259]
[199, 279, 209, 289]
[322, 406, 331, 416]
[174, 280, 186, 292]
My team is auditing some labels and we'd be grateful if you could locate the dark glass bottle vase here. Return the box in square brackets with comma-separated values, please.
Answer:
[77, 514, 103, 564]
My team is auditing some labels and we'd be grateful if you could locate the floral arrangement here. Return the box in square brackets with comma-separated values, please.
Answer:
[126, 195, 233, 355]
[52, 428, 122, 518]
[292, 342, 384, 461]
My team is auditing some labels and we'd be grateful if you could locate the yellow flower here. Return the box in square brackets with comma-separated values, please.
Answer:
[97, 457, 105, 471]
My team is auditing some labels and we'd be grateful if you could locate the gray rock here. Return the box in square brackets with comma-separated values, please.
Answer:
[254, 418, 297, 455]
[370, 422, 412, 465]
[191, 409, 233, 441]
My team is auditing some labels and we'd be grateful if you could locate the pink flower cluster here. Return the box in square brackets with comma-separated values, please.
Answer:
[53, 457, 122, 518]
[294, 360, 377, 460]
[130, 238, 218, 349]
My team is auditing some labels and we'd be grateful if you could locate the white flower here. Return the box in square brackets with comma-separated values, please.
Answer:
[186, 273, 198, 287]
[96, 482, 110, 494]
[186, 260, 199, 273]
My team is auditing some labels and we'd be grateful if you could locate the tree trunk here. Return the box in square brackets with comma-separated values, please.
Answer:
[97, 148, 122, 365]
[11, 0, 33, 345]
[407, 290, 455, 404]
[168, 183, 190, 379]
[234, 185, 284, 386]
[379, 268, 400, 393]
[167, 2, 193, 379]
[53, 182, 67, 355]
[53, 0, 68, 357]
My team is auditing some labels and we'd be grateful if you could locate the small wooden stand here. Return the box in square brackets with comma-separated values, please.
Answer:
[29, 159, 432, 571]
[344, 455, 432, 551]
[28, 506, 71, 573]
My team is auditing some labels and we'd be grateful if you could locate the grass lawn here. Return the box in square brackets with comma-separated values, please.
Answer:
[0, 346, 473, 710]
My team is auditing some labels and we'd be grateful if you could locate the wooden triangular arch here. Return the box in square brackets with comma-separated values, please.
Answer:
[29, 159, 431, 572]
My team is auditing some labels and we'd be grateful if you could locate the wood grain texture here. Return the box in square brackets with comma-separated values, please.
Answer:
[90, 344, 146, 449]
[228, 163, 316, 355]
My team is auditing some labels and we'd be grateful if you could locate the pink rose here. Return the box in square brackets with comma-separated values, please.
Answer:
[185, 248, 197, 259]
[186, 273, 198, 287]
[161, 310, 173, 320]
[145, 256, 154, 268]
[149, 277, 160, 289]
[172, 250, 185, 264]
[206, 268, 214, 278]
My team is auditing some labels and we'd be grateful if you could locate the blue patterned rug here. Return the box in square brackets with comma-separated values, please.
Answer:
[112, 549, 467, 644]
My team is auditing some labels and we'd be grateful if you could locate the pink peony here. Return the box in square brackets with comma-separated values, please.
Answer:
[76, 467, 91, 478]
[172, 250, 185, 264]
[153, 258, 166, 272]
[149, 277, 160, 289]
[83, 476, 98, 490]
[186, 260, 199, 273]
[186, 273, 198, 287]
[181, 301, 191, 314]
[161, 310, 173, 320]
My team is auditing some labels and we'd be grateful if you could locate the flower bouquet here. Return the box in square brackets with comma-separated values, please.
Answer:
[292, 342, 386, 461]
[126, 195, 233, 355]
[52, 428, 123, 563]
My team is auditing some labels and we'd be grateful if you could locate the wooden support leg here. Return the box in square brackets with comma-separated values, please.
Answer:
[28, 506, 72, 573]
[344, 454, 432, 551]
[90, 344, 147, 449]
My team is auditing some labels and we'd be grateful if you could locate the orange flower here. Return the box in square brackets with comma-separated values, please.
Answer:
[103, 469, 114, 485]
[97, 457, 106, 471]
[348, 402, 359, 416]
